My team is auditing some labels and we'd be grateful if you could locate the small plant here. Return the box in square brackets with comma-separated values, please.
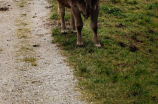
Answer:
[19, 3, 24, 7]
[21, 14, 27, 16]
[21, 57, 37, 66]
[31, 63, 37, 66]
[65, 13, 70, 21]
[22, 57, 36, 63]
[50, 12, 58, 20]
[18, 0, 26, 7]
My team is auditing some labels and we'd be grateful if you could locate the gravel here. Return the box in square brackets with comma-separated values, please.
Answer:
[0, 0, 85, 103]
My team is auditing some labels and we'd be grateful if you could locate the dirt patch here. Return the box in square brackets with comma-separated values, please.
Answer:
[0, 1, 10, 11]
[129, 44, 138, 52]
[131, 35, 143, 43]
[0, 48, 3, 53]
[116, 23, 125, 28]
[118, 41, 127, 47]
[0, 7, 9, 11]
[148, 29, 155, 33]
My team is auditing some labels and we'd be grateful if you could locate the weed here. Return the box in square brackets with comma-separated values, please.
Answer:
[21, 57, 37, 66]
[31, 62, 37, 66]
[65, 13, 70, 21]
[21, 14, 27, 16]
[18, 0, 26, 7]
[22, 57, 36, 63]
[19, 3, 24, 7]
[50, 12, 58, 20]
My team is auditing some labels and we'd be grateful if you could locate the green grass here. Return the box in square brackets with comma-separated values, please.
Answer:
[50, 0, 158, 103]
[21, 57, 37, 66]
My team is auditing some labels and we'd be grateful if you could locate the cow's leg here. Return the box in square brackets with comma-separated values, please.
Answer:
[71, 6, 83, 46]
[58, 3, 67, 34]
[70, 10, 77, 33]
[90, 5, 101, 47]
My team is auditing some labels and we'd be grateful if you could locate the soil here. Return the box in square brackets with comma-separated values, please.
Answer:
[0, 0, 85, 103]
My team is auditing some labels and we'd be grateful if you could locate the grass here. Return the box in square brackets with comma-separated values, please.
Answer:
[14, 0, 38, 68]
[16, 28, 30, 39]
[49, 0, 158, 103]
[18, 0, 27, 7]
[21, 57, 37, 66]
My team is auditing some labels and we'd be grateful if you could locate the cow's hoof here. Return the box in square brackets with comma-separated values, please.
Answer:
[76, 44, 84, 47]
[61, 30, 67, 35]
[77, 42, 84, 47]
[71, 30, 77, 34]
[94, 43, 101, 48]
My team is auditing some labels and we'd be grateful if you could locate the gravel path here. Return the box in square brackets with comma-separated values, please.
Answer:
[0, 0, 85, 103]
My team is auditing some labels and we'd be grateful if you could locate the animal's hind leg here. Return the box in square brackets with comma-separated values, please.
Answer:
[90, 4, 101, 47]
[70, 10, 77, 33]
[58, 3, 67, 34]
[71, 7, 83, 46]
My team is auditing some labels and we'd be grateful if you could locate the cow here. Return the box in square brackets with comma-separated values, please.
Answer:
[57, 0, 101, 47]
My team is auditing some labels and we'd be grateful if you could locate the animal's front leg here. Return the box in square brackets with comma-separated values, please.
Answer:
[70, 10, 77, 33]
[90, 5, 101, 47]
[71, 6, 83, 46]
[58, 4, 67, 34]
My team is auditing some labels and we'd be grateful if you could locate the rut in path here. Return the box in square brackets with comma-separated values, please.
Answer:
[0, 0, 85, 103]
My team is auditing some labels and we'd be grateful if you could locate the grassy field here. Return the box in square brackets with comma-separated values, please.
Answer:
[49, 0, 158, 103]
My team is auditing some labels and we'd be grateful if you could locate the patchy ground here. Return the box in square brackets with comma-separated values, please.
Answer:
[0, 0, 85, 103]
